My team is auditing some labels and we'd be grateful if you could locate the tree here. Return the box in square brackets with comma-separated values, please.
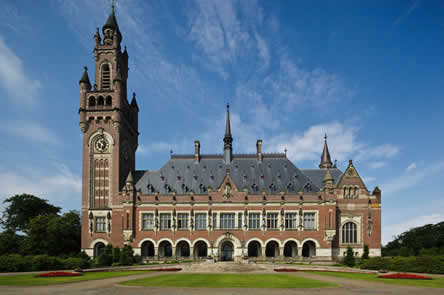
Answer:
[0, 231, 26, 255]
[343, 246, 355, 267]
[1, 194, 60, 233]
[27, 211, 81, 256]
[97, 244, 113, 266]
[119, 245, 135, 266]
[362, 244, 369, 260]
[112, 247, 121, 263]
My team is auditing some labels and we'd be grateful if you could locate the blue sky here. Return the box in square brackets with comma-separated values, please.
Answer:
[0, 0, 443, 244]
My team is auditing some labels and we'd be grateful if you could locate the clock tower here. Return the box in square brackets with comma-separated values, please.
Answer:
[79, 6, 139, 252]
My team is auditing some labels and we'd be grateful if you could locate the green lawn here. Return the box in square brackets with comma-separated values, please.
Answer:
[0, 271, 152, 286]
[310, 271, 444, 288]
[120, 273, 339, 288]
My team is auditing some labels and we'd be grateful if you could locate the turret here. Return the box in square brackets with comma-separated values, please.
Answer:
[319, 134, 333, 169]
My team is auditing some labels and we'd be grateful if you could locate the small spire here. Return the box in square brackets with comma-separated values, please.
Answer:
[319, 133, 333, 169]
[126, 170, 134, 184]
[79, 66, 91, 86]
[103, 0, 122, 43]
[223, 103, 233, 163]
[131, 92, 139, 111]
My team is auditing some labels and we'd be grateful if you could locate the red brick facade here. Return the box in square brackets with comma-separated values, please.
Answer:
[79, 10, 381, 261]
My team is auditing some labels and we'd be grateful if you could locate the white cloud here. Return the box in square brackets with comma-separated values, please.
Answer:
[369, 161, 385, 169]
[363, 176, 376, 183]
[406, 162, 416, 172]
[0, 35, 41, 106]
[0, 163, 81, 206]
[0, 121, 58, 145]
[355, 144, 399, 162]
[383, 213, 444, 245]
[383, 161, 444, 195]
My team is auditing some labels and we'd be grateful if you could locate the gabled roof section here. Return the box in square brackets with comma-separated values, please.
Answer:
[301, 168, 343, 189]
[336, 160, 368, 191]
[134, 154, 319, 195]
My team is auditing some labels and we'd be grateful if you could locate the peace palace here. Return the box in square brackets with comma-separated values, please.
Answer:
[79, 8, 381, 262]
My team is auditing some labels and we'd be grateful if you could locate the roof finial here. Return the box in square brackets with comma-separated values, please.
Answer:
[223, 103, 233, 163]
[111, 0, 115, 13]
[324, 133, 327, 141]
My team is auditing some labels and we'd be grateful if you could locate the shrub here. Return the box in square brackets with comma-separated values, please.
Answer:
[62, 257, 90, 269]
[362, 245, 369, 260]
[32, 255, 63, 271]
[112, 247, 120, 263]
[343, 246, 355, 267]
[360, 255, 444, 274]
[97, 245, 113, 267]
[119, 245, 135, 266]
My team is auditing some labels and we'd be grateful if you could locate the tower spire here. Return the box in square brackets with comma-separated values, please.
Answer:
[102, 0, 122, 45]
[319, 133, 333, 169]
[223, 103, 233, 163]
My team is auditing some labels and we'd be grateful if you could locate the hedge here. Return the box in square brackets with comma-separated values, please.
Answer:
[360, 255, 444, 274]
[0, 254, 90, 272]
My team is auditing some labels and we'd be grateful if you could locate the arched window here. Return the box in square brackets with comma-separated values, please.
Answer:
[89, 96, 96, 107]
[348, 187, 352, 199]
[354, 187, 359, 198]
[101, 64, 111, 90]
[105, 96, 112, 106]
[97, 96, 104, 106]
[342, 222, 357, 244]
[343, 187, 347, 199]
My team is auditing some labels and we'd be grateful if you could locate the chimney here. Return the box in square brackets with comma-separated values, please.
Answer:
[194, 140, 200, 163]
[256, 139, 263, 162]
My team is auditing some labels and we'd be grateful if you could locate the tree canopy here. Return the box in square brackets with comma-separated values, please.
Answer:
[383, 221, 444, 256]
[1, 194, 61, 233]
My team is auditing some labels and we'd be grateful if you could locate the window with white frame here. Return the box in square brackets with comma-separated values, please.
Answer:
[342, 222, 357, 243]
[249, 213, 260, 229]
[237, 213, 243, 228]
[212, 212, 217, 229]
[142, 213, 154, 230]
[95, 217, 106, 232]
[177, 213, 188, 229]
[285, 213, 297, 229]
[303, 213, 316, 229]
[220, 213, 235, 229]
[195, 213, 207, 230]
[267, 213, 278, 229]
[160, 213, 171, 230]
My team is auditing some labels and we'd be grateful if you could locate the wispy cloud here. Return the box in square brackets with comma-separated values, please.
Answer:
[355, 144, 399, 162]
[0, 163, 81, 206]
[406, 162, 416, 172]
[369, 161, 386, 169]
[0, 35, 41, 107]
[383, 161, 444, 195]
[394, 0, 420, 26]
[0, 121, 59, 145]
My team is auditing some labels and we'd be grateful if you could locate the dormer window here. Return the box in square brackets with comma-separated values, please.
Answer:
[101, 64, 111, 90]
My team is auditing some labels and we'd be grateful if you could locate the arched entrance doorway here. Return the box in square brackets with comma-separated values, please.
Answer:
[220, 241, 234, 261]
[248, 241, 262, 257]
[93, 242, 105, 259]
[302, 241, 316, 257]
[265, 241, 279, 258]
[176, 241, 190, 258]
[194, 241, 208, 259]
[284, 241, 298, 257]
[158, 241, 173, 258]
[141, 241, 155, 258]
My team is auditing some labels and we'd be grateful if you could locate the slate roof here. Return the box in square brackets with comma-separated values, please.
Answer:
[134, 154, 343, 195]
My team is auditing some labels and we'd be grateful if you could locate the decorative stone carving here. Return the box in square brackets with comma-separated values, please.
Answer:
[123, 230, 133, 242]
[80, 121, 89, 133]
[324, 229, 336, 242]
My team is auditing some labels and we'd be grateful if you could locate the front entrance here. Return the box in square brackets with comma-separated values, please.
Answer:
[220, 241, 234, 261]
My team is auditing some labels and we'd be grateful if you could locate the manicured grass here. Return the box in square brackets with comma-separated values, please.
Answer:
[0, 271, 152, 286]
[120, 273, 338, 288]
[310, 271, 444, 288]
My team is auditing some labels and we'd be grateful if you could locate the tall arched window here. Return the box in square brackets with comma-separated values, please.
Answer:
[354, 187, 359, 198]
[101, 64, 111, 90]
[342, 222, 357, 243]
[97, 96, 104, 106]
[89, 96, 96, 107]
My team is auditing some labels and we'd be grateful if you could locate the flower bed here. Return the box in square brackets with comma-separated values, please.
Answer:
[378, 273, 432, 280]
[36, 271, 83, 277]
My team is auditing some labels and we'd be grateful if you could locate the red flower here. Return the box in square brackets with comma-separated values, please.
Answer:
[148, 268, 182, 272]
[378, 273, 431, 280]
[36, 272, 83, 277]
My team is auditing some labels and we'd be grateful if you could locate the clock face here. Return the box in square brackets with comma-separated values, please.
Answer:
[95, 137, 109, 152]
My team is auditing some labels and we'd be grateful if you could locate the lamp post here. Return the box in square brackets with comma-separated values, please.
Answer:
[210, 240, 214, 256]
[241, 240, 245, 256]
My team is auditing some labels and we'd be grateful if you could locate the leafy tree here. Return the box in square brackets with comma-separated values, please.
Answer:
[26, 211, 81, 256]
[343, 246, 355, 267]
[362, 244, 369, 260]
[0, 231, 26, 255]
[1, 194, 60, 233]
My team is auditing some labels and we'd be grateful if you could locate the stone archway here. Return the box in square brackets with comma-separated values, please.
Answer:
[265, 241, 279, 258]
[158, 240, 173, 258]
[220, 241, 234, 261]
[302, 241, 316, 257]
[284, 241, 298, 257]
[248, 241, 262, 257]
[141, 240, 155, 257]
[194, 241, 208, 259]
[176, 241, 190, 258]
[93, 242, 105, 259]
